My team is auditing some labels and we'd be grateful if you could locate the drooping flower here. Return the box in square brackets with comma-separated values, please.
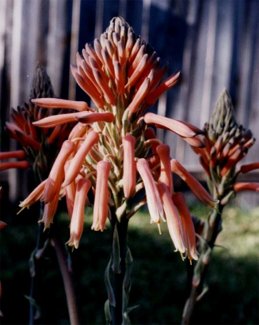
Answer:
[170, 159, 216, 207]
[136, 158, 164, 225]
[158, 183, 185, 254]
[122, 134, 136, 198]
[63, 130, 99, 186]
[42, 140, 75, 203]
[156, 144, 173, 193]
[92, 160, 111, 231]
[67, 177, 91, 248]
[172, 192, 198, 261]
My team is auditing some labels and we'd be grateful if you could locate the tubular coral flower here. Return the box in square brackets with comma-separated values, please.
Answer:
[233, 182, 259, 192]
[67, 178, 91, 248]
[68, 123, 88, 141]
[126, 78, 151, 116]
[146, 72, 181, 105]
[0, 150, 26, 160]
[40, 192, 60, 229]
[144, 112, 200, 138]
[31, 98, 93, 112]
[239, 162, 259, 174]
[43, 140, 75, 203]
[63, 130, 99, 186]
[158, 183, 185, 254]
[92, 160, 111, 231]
[0, 161, 30, 171]
[136, 158, 164, 224]
[19, 179, 47, 211]
[170, 159, 216, 207]
[65, 180, 76, 217]
[143, 113, 204, 147]
[172, 192, 198, 261]
[156, 144, 173, 193]
[122, 134, 136, 198]
[33, 111, 114, 128]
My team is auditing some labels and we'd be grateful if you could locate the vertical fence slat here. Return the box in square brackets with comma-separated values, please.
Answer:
[0, 0, 7, 103]
[68, 0, 81, 99]
[47, 0, 67, 96]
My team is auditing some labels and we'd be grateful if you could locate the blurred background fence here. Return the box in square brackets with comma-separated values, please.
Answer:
[0, 0, 258, 203]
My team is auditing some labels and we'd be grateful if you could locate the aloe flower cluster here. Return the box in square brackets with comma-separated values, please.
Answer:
[193, 90, 259, 203]
[19, 17, 215, 261]
[181, 90, 259, 325]
[1, 67, 72, 180]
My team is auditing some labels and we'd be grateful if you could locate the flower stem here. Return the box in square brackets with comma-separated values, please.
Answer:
[51, 236, 79, 325]
[105, 214, 131, 325]
[181, 204, 223, 325]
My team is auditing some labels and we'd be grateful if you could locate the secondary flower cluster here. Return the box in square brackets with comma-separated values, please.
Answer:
[2, 67, 72, 180]
[193, 90, 259, 203]
[19, 17, 215, 261]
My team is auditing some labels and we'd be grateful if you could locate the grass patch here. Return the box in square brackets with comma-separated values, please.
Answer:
[0, 204, 258, 324]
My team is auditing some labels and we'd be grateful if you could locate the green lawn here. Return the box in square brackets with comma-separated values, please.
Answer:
[0, 204, 258, 324]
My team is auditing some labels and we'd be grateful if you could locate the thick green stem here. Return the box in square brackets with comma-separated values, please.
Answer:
[181, 204, 223, 325]
[51, 237, 79, 325]
[105, 215, 130, 325]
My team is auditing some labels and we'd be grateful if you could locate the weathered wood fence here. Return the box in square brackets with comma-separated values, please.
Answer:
[0, 0, 258, 203]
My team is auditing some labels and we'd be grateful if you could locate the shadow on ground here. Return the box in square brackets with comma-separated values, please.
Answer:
[0, 205, 258, 324]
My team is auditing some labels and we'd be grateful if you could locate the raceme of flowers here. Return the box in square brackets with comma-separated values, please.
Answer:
[192, 90, 259, 204]
[19, 17, 216, 262]
[2, 66, 73, 180]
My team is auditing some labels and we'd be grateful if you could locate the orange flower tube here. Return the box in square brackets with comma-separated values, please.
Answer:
[68, 178, 91, 248]
[31, 98, 92, 112]
[158, 183, 186, 254]
[136, 158, 164, 224]
[40, 193, 59, 229]
[171, 159, 216, 207]
[64, 130, 99, 186]
[122, 134, 136, 198]
[92, 160, 111, 231]
[233, 182, 259, 192]
[43, 140, 75, 203]
[144, 112, 202, 139]
[19, 179, 47, 211]
[0, 161, 30, 171]
[156, 144, 173, 193]
[33, 111, 114, 128]
[0, 150, 26, 160]
[172, 192, 198, 261]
